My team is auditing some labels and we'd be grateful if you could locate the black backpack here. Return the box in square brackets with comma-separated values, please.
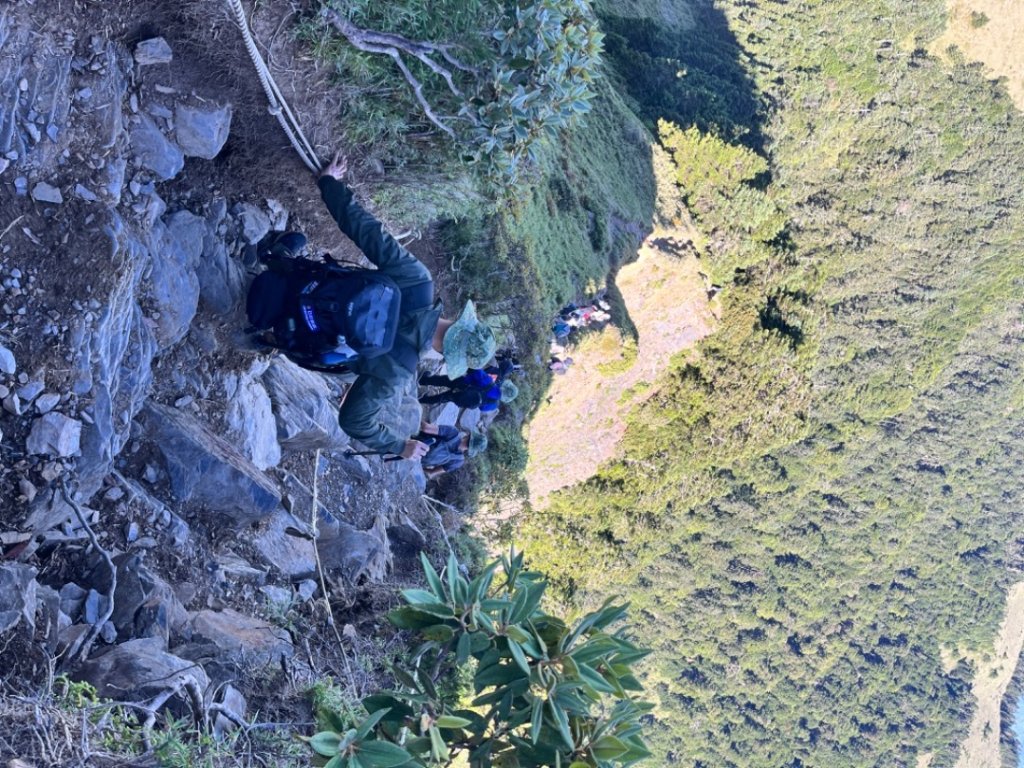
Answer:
[246, 256, 432, 373]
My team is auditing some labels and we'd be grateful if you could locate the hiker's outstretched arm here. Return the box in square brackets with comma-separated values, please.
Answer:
[338, 375, 407, 455]
[318, 175, 431, 289]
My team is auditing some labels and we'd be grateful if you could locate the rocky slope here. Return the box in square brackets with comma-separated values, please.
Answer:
[0, 3, 454, 757]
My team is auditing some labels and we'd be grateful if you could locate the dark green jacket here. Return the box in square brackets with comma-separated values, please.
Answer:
[318, 176, 442, 454]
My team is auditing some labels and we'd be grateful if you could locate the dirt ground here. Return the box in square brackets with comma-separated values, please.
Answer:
[524, 230, 717, 506]
[930, 0, 1024, 109]
[950, 581, 1024, 768]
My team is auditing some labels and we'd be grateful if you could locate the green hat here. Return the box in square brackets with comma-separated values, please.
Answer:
[499, 380, 519, 403]
[443, 301, 496, 379]
[467, 429, 488, 458]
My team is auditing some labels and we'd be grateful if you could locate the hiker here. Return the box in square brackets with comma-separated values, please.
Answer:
[417, 421, 487, 479]
[419, 368, 518, 411]
[549, 356, 574, 374]
[245, 152, 495, 461]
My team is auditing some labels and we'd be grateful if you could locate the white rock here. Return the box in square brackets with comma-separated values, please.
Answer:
[26, 412, 83, 458]
[134, 37, 173, 66]
[0, 345, 14, 375]
[31, 182, 63, 204]
[35, 392, 60, 414]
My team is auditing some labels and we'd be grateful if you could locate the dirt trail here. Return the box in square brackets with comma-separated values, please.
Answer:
[524, 231, 715, 506]
[952, 581, 1024, 768]
[930, 0, 1024, 110]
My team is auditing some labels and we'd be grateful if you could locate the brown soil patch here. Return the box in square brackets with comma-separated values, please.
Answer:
[524, 231, 715, 506]
[952, 581, 1024, 768]
[930, 0, 1024, 110]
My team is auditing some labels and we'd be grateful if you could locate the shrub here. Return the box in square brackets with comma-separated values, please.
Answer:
[307, 550, 652, 767]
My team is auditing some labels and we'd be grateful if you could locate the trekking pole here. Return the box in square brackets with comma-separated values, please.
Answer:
[342, 450, 410, 464]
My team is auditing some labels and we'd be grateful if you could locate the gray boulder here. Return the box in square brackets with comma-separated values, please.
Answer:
[187, 609, 293, 666]
[196, 200, 245, 314]
[263, 358, 347, 454]
[252, 510, 317, 581]
[223, 361, 281, 471]
[0, 563, 37, 632]
[130, 115, 184, 181]
[0, 345, 15, 375]
[26, 412, 82, 457]
[175, 103, 232, 159]
[134, 37, 173, 66]
[317, 517, 391, 583]
[143, 402, 282, 526]
[31, 181, 63, 204]
[109, 553, 188, 644]
[232, 202, 271, 245]
[75, 638, 210, 703]
[147, 210, 202, 350]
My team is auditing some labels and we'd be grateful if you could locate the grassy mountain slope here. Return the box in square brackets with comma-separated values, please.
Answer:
[517, 1, 1024, 766]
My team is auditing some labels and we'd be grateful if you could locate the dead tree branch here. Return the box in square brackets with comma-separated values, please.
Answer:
[321, 8, 464, 137]
[59, 479, 116, 665]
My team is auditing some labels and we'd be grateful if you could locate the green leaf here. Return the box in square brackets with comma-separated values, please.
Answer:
[420, 553, 445, 601]
[530, 696, 544, 745]
[592, 734, 628, 761]
[354, 708, 391, 740]
[548, 699, 574, 750]
[401, 589, 440, 606]
[507, 637, 531, 674]
[355, 740, 413, 768]
[310, 731, 342, 757]
[428, 725, 450, 762]
[325, 755, 347, 768]
[435, 715, 473, 729]
[456, 630, 472, 665]
[421, 624, 454, 643]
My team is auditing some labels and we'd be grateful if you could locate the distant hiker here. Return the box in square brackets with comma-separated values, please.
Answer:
[245, 152, 495, 461]
[419, 366, 518, 411]
[549, 356, 574, 374]
[417, 421, 487, 479]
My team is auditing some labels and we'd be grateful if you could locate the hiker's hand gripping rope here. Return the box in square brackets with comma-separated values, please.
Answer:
[321, 151, 348, 181]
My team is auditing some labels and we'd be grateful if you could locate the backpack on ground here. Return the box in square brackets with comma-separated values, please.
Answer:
[245, 256, 432, 373]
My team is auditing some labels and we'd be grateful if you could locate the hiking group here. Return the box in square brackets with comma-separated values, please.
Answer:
[244, 152, 513, 479]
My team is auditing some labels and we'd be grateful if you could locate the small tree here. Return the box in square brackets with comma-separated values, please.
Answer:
[322, 0, 603, 185]
[308, 550, 652, 767]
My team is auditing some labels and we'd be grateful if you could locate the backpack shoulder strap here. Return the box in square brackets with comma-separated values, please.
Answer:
[400, 279, 434, 311]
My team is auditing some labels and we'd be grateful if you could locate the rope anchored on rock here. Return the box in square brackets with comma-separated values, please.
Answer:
[225, 0, 322, 173]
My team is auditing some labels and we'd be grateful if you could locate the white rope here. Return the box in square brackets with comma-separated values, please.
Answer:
[226, 0, 322, 173]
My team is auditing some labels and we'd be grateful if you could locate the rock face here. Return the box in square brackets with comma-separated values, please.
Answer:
[134, 37, 173, 66]
[147, 210, 202, 350]
[223, 360, 281, 471]
[76, 215, 158, 499]
[0, 564, 38, 632]
[263, 359, 347, 454]
[232, 202, 271, 245]
[109, 554, 188, 644]
[75, 638, 210, 702]
[196, 199, 245, 314]
[187, 609, 293, 666]
[252, 510, 317, 580]
[130, 114, 183, 181]
[143, 402, 282, 525]
[175, 103, 232, 159]
[318, 516, 391, 583]
[26, 412, 82, 457]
